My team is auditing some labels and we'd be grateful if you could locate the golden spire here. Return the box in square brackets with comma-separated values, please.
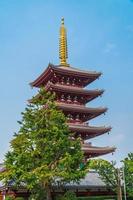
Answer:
[59, 18, 69, 66]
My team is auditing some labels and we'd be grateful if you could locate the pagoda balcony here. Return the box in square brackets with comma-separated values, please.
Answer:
[67, 123, 112, 140]
[56, 102, 107, 121]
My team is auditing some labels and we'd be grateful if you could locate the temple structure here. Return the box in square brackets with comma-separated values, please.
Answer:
[0, 18, 116, 200]
[30, 18, 116, 159]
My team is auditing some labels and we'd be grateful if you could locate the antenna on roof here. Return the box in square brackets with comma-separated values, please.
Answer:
[59, 18, 69, 67]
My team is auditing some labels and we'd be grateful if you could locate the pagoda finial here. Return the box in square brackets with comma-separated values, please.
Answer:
[59, 18, 69, 66]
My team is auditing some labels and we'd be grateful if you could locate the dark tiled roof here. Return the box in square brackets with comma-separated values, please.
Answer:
[80, 171, 105, 187]
[55, 171, 106, 189]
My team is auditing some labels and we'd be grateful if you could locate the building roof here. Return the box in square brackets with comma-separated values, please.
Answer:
[68, 123, 111, 139]
[57, 103, 107, 113]
[0, 165, 106, 190]
[82, 144, 116, 158]
[30, 63, 102, 87]
[57, 103, 107, 121]
[54, 65, 101, 76]
[47, 83, 104, 95]
[30, 83, 104, 105]
[65, 171, 106, 189]
[46, 83, 104, 103]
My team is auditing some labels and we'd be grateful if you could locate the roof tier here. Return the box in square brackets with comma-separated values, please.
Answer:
[46, 83, 104, 104]
[30, 64, 102, 88]
[68, 123, 111, 140]
[82, 144, 116, 158]
[57, 102, 107, 121]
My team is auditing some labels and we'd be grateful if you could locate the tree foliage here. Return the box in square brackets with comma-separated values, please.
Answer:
[90, 155, 133, 199]
[90, 159, 118, 190]
[122, 153, 133, 198]
[0, 88, 89, 200]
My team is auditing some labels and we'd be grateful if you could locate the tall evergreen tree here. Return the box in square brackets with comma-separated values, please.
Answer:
[0, 89, 88, 200]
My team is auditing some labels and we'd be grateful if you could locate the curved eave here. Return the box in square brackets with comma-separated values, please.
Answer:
[57, 103, 107, 120]
[30, 64, 53, 87]
[47, 83, 104, 102]
[30, 63, 102, 87]
[54, 65, 102, 78]
[82, 145, 116, 158]
[68, 124, 111, 139]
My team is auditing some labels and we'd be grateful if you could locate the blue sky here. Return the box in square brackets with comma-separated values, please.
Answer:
[0, 0, 133, 165]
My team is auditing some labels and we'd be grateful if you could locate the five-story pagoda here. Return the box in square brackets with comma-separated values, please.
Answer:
[30, 18, 116, 159]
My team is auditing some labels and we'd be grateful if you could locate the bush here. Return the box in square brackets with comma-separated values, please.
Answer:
[15, 198, 25, 200]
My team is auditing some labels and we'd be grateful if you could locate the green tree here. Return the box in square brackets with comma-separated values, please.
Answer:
[122, 153, 133, 198]
[90, 156, 133, 200]
[90, 159, 117, 189]
[90, 159, 122, 200]
[0, 89, 88, 200]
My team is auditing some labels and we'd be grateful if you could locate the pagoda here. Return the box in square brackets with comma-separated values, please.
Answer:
[30, 18, 116, 159]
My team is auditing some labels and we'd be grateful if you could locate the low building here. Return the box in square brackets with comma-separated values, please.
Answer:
[0, 162, 114, 199]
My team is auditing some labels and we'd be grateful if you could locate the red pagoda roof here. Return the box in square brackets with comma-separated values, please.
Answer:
[57, 103, 107, 121]
[82, 144, 116, 158]
[46, 83, 104, 103]
[68, 124, 111, 139]
[30, 63, 102, 87]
